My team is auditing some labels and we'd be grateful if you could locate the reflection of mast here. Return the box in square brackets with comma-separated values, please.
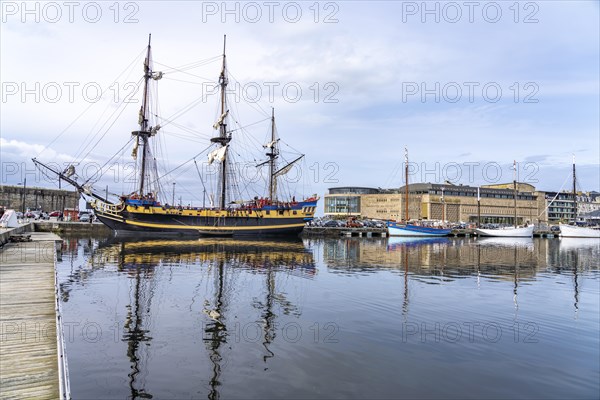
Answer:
[513, 244, 519, 315]
[476, 242, 481, 289]
[204, 260, 227, 400]
[573, 251, 579, 318]
[261, 269, 276, 364]
[402, 248, 409, 316]
[121, 242, 153, 399]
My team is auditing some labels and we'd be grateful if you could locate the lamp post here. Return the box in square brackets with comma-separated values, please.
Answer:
[477, 187, 481, 227]
[17, 178, 27, 214]
[441, 187, 445, 223]
[172, 182, 176, 206]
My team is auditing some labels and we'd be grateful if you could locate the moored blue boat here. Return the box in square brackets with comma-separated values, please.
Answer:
[387, 221, 451, 237]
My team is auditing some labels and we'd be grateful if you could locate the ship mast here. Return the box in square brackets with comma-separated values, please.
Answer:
[210, 35, 231, 209]
[133, 34, 154, 196]
[404, 147, 409, 222]
[572, 154, 577, 223]
[267, 108, 278, 200]
[513, 160, 517, 228]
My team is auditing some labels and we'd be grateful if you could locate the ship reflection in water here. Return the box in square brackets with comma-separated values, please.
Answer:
[56, 236, 599, 399]
[59, 237, 315, 400]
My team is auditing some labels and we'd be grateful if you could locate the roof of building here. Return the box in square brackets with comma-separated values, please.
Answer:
[327, 187, 381, 195]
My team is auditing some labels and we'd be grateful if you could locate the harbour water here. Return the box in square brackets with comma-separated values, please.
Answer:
[56, 235, 599, 399]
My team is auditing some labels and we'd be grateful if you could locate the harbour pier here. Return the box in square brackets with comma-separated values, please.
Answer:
[0, 229, 70, 399]
[302, 226, 388, 237]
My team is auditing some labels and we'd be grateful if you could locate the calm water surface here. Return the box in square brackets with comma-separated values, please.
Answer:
[56, 236, 600, 399]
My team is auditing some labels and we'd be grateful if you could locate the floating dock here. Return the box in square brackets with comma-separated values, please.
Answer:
[302, 226, 388, 237]
[0, 231, 70, 399]
[302, 226, 558, 238]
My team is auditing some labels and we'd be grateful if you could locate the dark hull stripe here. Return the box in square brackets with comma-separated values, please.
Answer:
[96, 212, 307, 236]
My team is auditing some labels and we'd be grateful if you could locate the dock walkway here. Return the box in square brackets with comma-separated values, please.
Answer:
[0, 231, 68, 399]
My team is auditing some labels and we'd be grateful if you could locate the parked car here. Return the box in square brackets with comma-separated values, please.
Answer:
[49, 211, 61, 217]
[323, 220, 338, 227]
[79, 213, 91, 222]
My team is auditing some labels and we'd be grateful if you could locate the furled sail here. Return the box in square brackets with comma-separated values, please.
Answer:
[83, 184, 93, 195]
[208, 145, 228, 165]
[132, 140, 138, 159]
[263, 139, 279, 149]
[64, 165, 75, 178]
[212, 110, 229, 130]
[273, 155, 303, 178]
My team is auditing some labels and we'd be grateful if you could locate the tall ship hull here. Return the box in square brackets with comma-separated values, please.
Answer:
[93, 199, 317, 236]
[475, 225, 534, 238]
[387, 222, 451, 237]
[559, 224, 600, 239]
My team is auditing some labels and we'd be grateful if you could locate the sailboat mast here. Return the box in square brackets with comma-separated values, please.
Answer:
[268, 108, 276, 200]
[513, 160, 517, 228]
[138, 34, 152, 195]
[404, 147, 409, 222]
[572, 155, 577, 223]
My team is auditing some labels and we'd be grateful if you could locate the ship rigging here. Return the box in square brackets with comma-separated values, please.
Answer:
[33, 34, 318, 236]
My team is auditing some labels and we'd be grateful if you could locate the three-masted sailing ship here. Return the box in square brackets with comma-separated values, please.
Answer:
[33, 35, 318, 236]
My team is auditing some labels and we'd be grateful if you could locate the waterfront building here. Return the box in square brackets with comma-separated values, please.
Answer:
[577, 191, 600, 216]
[324, 187, 378, 217]
[542, 191, 576, 223]
[540, 190, 600, 223]
[324, 183, 541, 225]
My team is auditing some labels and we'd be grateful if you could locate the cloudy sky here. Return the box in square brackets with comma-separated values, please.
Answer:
[1, 1, 599, 210]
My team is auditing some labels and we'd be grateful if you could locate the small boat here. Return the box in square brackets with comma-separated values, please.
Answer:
[475, 225, 534, 238]
[387, 148, 451, 237]
[475, 160, 533, 238]
[387, 221, 451, 237]
[559, 224, 600, 239]
[557, 157, 600, 239]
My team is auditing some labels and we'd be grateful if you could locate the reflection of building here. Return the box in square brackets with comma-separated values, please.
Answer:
[324, 183, 541, 224]
[321, 237, 546, 277]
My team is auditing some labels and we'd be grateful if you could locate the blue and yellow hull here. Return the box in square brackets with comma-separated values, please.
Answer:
[93, 200, 318, 237]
